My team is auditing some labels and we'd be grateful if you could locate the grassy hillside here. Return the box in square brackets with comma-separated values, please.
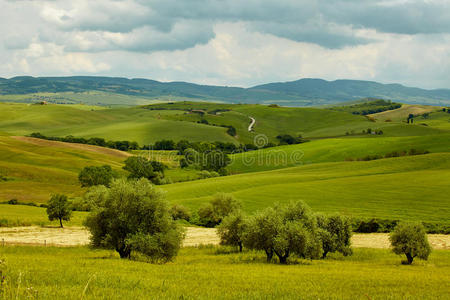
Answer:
[0, 133, 128, 203]
[0, 103, 237, 144]
[2, 246, 449, 299]
[164, 153, 450, 224]
[228, 133, 450, 173]
[370, 104, 443, 121]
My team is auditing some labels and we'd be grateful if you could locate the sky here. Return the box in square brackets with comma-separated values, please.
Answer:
[0, 0, 449, 89]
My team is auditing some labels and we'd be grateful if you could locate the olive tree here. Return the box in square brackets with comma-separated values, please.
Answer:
[123, 156, 166, 184]
[389, 222, 431, 264]
[197, 193, 241, 227]
[217, 210, 247, 252]
[316, 214, 352, 258]
[243, 201, 322, 264]
[47, 194, 72, 228]
[84, 178, 184, 262]
[78, 165, 116, 187]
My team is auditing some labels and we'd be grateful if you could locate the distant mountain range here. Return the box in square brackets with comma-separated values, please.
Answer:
[0, 76, 449, 106]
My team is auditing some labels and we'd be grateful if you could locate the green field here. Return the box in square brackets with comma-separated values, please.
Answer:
[0, 204, 87, 227]
[0, 133, 127, 203]
[1, 246, 449, 299]
[165, 153, 450, 224]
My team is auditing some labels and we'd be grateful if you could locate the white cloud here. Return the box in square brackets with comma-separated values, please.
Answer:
[0, 0, 449, 89]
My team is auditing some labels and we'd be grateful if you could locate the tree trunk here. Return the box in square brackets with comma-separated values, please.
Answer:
[405, 252, 414, 264]
[117, 246, 131, 259]
[59, 218, 63, 228]
[238, 242, 243, 253]
[322, 250, 328, 259]
[265, 249, 273, 262]
[274, 250, 289, 264]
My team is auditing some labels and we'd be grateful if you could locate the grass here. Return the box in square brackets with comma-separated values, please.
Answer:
[0, 134, 127, 203]
[0, 246, 449, 299]
[164, 153, 450, 224]
[0, 204, 87, 227]
[228, 133, 450, 173]
[370, 104, 442, 122]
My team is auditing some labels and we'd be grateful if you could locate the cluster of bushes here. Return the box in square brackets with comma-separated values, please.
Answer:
[442, 107, 450, 113]
[346, 149, 430, 162]
[345, 128, 383, 136]
[332, 99, 401, 115]
[1, 199, 47, 208]
[29, 133, 139, 151]
[195, 119, 237, 137]
[352, 218, 450, 234]
[180, 148, 231, 174]
[276, 134, 306, 145]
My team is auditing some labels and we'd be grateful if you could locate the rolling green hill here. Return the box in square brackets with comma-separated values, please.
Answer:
[164, 153, 450, 224]
[0, 133, 128, 203]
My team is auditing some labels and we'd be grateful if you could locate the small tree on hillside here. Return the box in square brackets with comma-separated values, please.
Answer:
[84, 178, 184, 261]
[389, 222, 431, 264]
[78, 165, 116, 187]
[47, 194, 72, 228]
[123, 156, 166, 184]
[316, 214, 352, 258]
[217, 210, 247, 252]
[197, 193, 241, 227]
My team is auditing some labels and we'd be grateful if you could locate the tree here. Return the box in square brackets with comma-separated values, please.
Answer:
[123, 156, 165, 184]
[78, 165, 116, 187]
[217, 210, 247, 252]
[389, 222, 431, 264]
[170, 204, 191, 221]
[47, 194, 72, 228]
[197, 193, 241, 227]
[243, 201, 322, 264]
[84, 178, 184, 261]
[316, 214, 352, 258]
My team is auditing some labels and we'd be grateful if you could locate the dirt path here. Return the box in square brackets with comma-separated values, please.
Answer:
[1, 227, 449, 249]
[248, 117, 255, 131]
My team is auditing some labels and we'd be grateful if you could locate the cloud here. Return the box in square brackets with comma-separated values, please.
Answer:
[0, 0, 449, 89]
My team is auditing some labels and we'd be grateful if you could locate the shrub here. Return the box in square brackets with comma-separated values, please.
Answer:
[7, 199, 18, 205]
[317, 214, 352, 258]
[78, 165, 116, 187]
[47, 194, 72, 228]
[389, 222, 431, 264]
[170, 204, 191, 221]
[217, 210, 247, 252]
[84, 178, 184, 261]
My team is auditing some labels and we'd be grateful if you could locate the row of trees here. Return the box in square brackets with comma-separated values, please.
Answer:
[216, 200, 352, 263]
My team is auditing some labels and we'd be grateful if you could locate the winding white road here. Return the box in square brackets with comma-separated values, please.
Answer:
[248, 116, 256, 131]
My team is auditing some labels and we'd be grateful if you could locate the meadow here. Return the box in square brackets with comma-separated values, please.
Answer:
[0, 246, 449, 299]
[165, 153, 450, 224]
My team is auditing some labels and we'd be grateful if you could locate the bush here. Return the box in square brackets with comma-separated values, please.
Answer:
[47, 194, 72, 228]
[78, 165, 116, 187]
[217, 210, 247, 252]
[170, 204, 191, 221]
[389, 222, 431, 264]
[84, 178, 184, 261]
[7, 199, 18, 205]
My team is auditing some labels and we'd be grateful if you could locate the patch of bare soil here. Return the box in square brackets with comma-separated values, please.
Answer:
[1, 227, 448, 250]
[12, 136, 131, 158]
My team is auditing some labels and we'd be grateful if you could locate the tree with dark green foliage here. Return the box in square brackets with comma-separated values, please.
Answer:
[243, 201, 322, 264]
[217, 210, 247, 252]
[389, 222, 431, 264]
[84, 178, 184, 261]
[47, 194, 72, 228]
[154, 140, 176, 150]
[197, 193, 241, 227]
[78, 165, 116, 187]
[123, 156, 166, 184]
[170, 204, 191, 221]
[316, 214, 352, 258]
